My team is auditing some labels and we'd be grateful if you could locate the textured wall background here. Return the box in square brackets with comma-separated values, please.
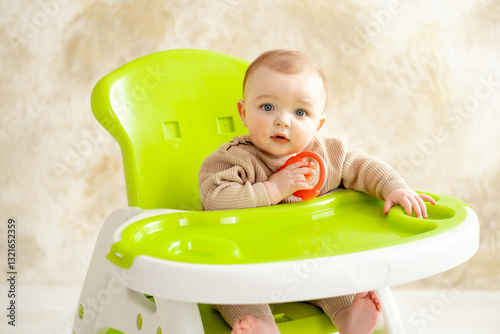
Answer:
[0, 0, 499, 291]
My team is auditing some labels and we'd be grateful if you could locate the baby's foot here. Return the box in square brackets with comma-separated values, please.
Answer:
[232, 314, 280, 334]
[335, 291, 382, 334]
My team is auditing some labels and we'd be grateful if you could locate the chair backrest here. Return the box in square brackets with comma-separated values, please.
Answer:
[91, 49, 250, 210]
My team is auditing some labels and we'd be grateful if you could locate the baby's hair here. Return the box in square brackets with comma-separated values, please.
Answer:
[243, 49, 329, 101]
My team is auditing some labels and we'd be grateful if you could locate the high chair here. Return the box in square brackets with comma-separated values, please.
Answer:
[72, 49, 480, 334]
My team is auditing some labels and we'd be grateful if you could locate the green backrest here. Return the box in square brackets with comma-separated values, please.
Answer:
[91, 49, 250, 210]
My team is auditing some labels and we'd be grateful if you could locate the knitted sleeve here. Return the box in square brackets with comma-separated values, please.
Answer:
[198, 149, 271, 211]
[314, 136, 408, 200]
[340, 147, 409, 200]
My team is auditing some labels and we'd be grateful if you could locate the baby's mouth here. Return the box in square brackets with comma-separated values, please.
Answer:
[271, 134, 289, 142]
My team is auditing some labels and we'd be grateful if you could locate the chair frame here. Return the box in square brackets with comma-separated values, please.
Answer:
[72, 49, 480, 334]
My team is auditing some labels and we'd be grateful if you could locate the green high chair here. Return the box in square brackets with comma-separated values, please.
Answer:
[72, 49, 479, 334]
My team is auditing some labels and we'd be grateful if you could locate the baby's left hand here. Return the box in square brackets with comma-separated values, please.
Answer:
[383, 188, 437, 219]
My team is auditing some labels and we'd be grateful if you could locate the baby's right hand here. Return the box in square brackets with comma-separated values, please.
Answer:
[263, 161, 315, 205]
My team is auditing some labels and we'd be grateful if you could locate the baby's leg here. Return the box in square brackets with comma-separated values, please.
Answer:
[310, 292, 381, 334]
[213, 304, 280, 334]
[309, 294, 355, 326]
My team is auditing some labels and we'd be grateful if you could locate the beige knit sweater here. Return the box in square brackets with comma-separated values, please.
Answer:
[198, 135, 409, 211]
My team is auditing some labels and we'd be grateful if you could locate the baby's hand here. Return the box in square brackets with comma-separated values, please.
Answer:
[264, 161, 315, 205]
[383, 188, 437, 219]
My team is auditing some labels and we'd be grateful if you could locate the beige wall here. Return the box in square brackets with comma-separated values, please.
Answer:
[1, 0, 499, 289]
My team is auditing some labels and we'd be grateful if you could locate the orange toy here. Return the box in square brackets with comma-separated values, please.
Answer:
[279, 151, 327, 201]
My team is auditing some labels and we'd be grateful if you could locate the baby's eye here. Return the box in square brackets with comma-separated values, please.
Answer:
[295, 109, 306, 117]
[261, 104, 274, 112]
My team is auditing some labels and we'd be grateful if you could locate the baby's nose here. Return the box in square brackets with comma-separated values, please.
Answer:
[274, 114, 291, 127]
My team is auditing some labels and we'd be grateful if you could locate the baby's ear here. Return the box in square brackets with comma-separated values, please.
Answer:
[316, 115, 326, 131]
[237, 99, 248, 127]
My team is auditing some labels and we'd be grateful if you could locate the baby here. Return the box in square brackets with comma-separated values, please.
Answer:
[198, 50, 435, 334]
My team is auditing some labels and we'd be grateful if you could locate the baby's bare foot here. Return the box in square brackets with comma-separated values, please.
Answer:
[335, 291, 382, 334]
[232, 314, 280, 334]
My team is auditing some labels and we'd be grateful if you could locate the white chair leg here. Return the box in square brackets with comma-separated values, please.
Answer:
[72, 207, 142, 333]
[375, 287, 406, 334]
[155, 298, 205, 334]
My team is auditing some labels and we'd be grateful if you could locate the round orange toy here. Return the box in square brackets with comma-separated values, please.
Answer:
[279, 151, 328, 201]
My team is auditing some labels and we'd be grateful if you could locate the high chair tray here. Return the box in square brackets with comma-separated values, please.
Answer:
[106, 189, 479, 303]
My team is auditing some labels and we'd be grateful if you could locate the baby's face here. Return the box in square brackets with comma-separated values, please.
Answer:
[238, 66, 327, 156]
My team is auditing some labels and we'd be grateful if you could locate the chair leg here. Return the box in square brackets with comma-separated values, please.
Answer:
[72, 207, 142, 334]
[155, 298, 205, 334]
[375, 287, 406, 334]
